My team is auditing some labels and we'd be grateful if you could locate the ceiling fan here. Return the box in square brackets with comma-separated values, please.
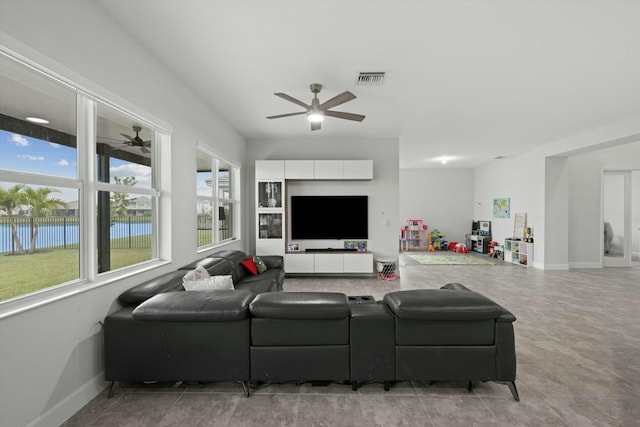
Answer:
[266, 83, 365, 131]
[120, 125, 151, 154]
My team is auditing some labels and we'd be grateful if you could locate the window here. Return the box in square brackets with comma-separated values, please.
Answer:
[95, 103, 157, 273]
[196, 148, 239, 249]
[0, 50, 168, 303]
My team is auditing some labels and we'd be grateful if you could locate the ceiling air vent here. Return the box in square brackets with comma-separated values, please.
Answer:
[356, 72, 385, 85]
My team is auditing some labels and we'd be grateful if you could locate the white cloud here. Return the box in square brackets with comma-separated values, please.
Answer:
[17, 154, 44, 161]
[11, 134, 29, 146]
[57, 159, 69, 166]
[110, 163, 152, 184]
[49, 142, 61, 148]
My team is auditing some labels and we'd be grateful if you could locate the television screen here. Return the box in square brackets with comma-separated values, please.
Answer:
[291, 195, 368, 240]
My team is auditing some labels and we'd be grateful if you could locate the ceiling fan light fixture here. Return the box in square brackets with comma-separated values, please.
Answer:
[307, 111, 324, 123]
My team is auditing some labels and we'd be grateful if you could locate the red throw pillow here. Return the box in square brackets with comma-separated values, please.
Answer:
[240, 257, 258, 275]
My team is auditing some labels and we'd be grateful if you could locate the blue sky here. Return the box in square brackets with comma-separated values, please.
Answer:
[0, 129, 152, 201]
[0, 129, 76, 178]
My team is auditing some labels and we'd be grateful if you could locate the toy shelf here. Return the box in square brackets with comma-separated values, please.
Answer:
[504, 239, 533, 267]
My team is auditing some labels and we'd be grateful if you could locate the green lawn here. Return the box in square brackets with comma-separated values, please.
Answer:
[0, 247, 152, 301]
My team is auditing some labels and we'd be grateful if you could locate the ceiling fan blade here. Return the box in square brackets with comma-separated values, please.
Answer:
[318, 91, 356, 111]
[274, 93, 310, 110]
[120, 133, 135, 141]
[325, 110, 366, 122]
[311, 121, 321, 131]
[266, 111, 307, 119]
[140, 146, 151, 154]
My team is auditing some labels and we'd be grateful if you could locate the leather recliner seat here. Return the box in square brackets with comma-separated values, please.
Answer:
[383, 283, 519, 400]
[249, 292, 351, 383]
[104, 289, 255, 397]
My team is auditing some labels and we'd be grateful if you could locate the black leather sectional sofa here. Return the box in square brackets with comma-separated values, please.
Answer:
[103, 250, 518, 400]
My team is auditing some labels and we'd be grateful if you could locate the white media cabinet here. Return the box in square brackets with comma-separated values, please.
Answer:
[285, 252, 374, 274]
[256, 160, 373, 274]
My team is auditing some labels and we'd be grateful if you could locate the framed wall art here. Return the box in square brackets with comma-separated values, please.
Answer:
[492, 197, 510, 218]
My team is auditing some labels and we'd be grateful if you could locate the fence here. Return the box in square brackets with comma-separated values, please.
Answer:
[0, 216, 152, 254]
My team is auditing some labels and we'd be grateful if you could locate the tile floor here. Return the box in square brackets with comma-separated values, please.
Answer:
[62, 253, 640, 426]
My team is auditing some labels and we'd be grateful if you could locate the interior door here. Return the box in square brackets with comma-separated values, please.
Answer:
[603, 171, 632, 267]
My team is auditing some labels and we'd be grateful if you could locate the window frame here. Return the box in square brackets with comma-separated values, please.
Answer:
[196, 147, 240, 252]
[0, 48, 171, 310]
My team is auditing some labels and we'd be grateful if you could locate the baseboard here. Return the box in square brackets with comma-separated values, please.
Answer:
[569, 262, 603, 269]
[27, 372, 107, 427]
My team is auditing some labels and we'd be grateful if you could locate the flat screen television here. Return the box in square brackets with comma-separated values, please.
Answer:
[291, 195, 368, 240]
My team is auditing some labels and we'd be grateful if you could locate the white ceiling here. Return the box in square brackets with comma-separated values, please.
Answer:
[96, 0, 640, 169]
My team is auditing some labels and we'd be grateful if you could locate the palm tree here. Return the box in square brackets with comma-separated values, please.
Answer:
[0, 184, 27, 254]
[21, 187, 66, 254]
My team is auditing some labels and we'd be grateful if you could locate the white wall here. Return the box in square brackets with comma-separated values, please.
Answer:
[567, 142, 640, 267]
[246, 137, 399, 260]
[399, 168, 474, 244]
[0, 2, 247, 426]
[474, 115, 640, 270]
[474, 152, 547, 268]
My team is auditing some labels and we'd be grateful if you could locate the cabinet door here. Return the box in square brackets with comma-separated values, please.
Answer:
[257, 181, 284, 208]
[315, 254, 344, 272]
[343, 160, 373, 180]
[256, 160, 285, 179]
[285, 253, 314, 273]
[285, 160, 314, 179]
[257, 239, 285, 256]
[344, 253, 373, 273]
[314, 160, 343, 179]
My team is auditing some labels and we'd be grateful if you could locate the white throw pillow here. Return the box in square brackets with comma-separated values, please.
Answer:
[183, 275, 234, 291]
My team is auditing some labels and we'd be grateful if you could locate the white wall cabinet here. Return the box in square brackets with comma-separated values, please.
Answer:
[285, 252, 373, 274]
[285, 160, 314, 179]
[314, 160, 343, 179]
[255, 160, 284, 179]
[344, 160, 373, 180]
[313, 160, 372, 180]
[259, 160, 373, 180]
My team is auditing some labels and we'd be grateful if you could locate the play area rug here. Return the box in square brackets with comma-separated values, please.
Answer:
[406, 252, 496, 265]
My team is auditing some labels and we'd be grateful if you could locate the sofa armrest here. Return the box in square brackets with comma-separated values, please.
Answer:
[259, 255, 284, 270]
[496, 309, 516, 323]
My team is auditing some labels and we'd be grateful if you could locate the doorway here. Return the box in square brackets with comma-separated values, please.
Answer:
[602, 171, 633, 267]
